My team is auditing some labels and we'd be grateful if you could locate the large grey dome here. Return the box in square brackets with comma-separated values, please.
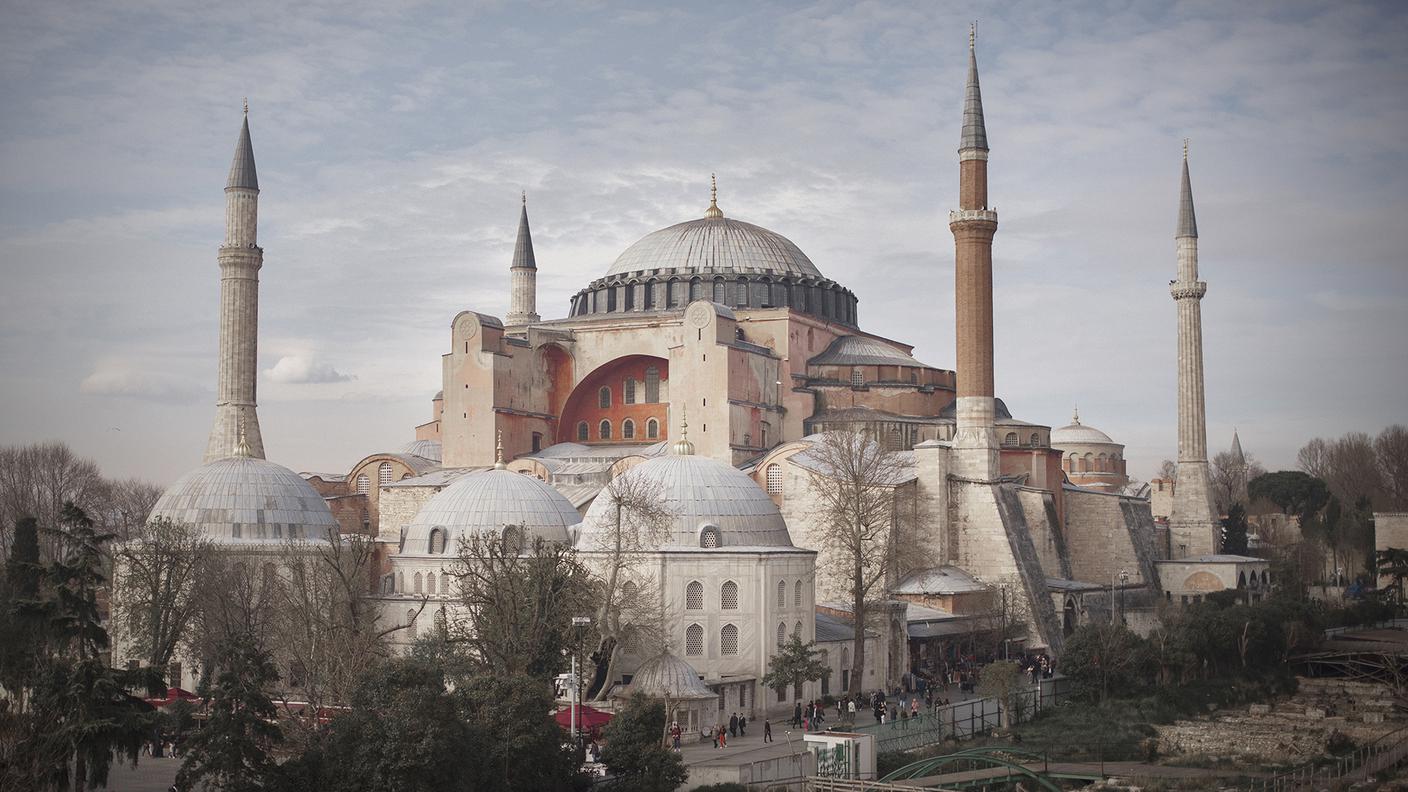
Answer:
[401, 468, 581, 557]
[605, 216, 823, 280]
[577, 453, 794, 550]
[149, 456, 337, 544]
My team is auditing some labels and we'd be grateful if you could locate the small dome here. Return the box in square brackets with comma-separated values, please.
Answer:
[402, 468, 581, 556]
[149, 456, 337, 544]
[1051, 411, 1117, 446]
[577, 454, 794, 550]
[605, 216, 823, 280]
[613, 651, 715, 701]
[402, 439, 442, 463]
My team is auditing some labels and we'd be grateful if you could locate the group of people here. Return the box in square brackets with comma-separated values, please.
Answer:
[706, 711, 749, 748]
[790, 699, 828, 732]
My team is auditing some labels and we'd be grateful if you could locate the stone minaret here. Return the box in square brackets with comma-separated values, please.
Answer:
[950, 25, 1001, 480]
[1229, 429, 1249, 508]
[204, 104, 266, 463]
[1168, 144, 1219, 556]
[504, 193, 540, 327]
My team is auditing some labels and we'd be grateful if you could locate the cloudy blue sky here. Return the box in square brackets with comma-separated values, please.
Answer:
[2, 0, 1405, 485]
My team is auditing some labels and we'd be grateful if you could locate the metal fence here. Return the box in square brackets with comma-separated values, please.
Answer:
[841, 676, 1071, 754]
[1250, 725, 1408, 791]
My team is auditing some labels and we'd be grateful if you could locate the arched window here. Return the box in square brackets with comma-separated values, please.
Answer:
[766, 464, 783, 494]
[776, 622, 786, 649]
[841, 646, 850, 670]
[761, 422, 770, 448]
[794, 620, 803, 639]
[440, 574, 451, 595]
[685, 624, 704, 656]
[1004, 432, 1018, 446]
[644, 367, 661, 403]
[623, 419, 635, 440]
[599, 420, 612, 440]
[379, 462, 393, 485]
[851, 369, 864, 387]
[414, 572, 423, 594]
[1030, 433, 1040, 447]
[736, 278, 749, 306]
[428, 528, 446, 554]
[778, 580, 787, 608]
[646, 418, 660, 439]
[434, 609, 447, 632]
[713, 279, 727, 303]
[794, 580, 803, 607]
[577, 422, 589, 442]
[1067, 455, 1077, 473]
[690, 278, 703, 301]
[721, 580, 739, 609]
[502, 525, 525, 555]
[700, 526, 720, 548]
[396, 571, 404, 593]
[686, 581, 704, 610]
[622, 580, 638, 603]
[426, 572, 436, 594]
[356, 474, 370, 494]
[624, 378, 636, 404]
[406, 609, 417, 640]
[1083, 453, 1093, 472]
[721, 624, 739, 655]
[598, 386, 612, 408]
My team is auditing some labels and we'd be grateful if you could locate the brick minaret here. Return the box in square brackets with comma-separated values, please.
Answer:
[950, 26, 1001, 479]
[1168, 144, 1219, 556]
[204, 104, 266, 463]
[504, 193, 540, 327]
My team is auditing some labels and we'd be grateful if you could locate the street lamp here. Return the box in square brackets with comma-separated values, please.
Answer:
[1115, 566, 1126, 622]
[571, 615, 592, 751]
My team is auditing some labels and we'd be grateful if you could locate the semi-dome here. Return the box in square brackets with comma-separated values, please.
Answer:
[401, 468, 581, 556]
[401, 438, 442, 463]
[1051, 410, 1116, 446]
[605, 216, 823, 280]
[577, 452, 794, 550]
[149, 456, 337, 544]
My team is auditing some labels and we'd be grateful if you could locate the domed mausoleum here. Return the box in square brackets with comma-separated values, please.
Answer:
[1051, 409, 1129, 493]
[611, 650, 719, 740]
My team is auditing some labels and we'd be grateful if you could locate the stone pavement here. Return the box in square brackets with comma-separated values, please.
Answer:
[98, 754, 179, 791]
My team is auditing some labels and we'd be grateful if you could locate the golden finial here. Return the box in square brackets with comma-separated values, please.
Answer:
[672, 406, 695, 455]
[233, 418, 252, 458]
[970, 21, 976, 50]
[243, 97, 249, 116]
[704, 173, 723, 219]
[493, 430, 507, 469]
[1183, 138, 1189, 160]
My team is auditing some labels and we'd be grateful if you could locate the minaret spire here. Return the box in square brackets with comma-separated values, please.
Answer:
[505, 192, 540, 327]
[205, 104, 266, 463]
[1168, 145, 1219, 555]
[950, 27, 1001, 479]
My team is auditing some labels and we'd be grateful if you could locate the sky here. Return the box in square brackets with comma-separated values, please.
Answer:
[1, 0, 1405, 486]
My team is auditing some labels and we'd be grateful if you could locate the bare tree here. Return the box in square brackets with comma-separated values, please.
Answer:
[0, 442, 107, 561]
[1210, 450, 1266, 515]
[971, 577, 1033, 660]
[1375, 425, 1408, 511]
[578, 473, 675, 701]
[112, 517, 214, 673]
[448, 531, 588, 679]
[1301, 433, 1386, 511]
[1156, 459, 1177, 481]
[185, 554, 280, 674]
[802, 430, 930, 695]
[98, 478, 164, 542]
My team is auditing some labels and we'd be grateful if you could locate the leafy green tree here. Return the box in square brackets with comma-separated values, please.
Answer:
[1222, 503, 1249, 556]
[1377, 547, 1408, 602]
[600, 694, 688, 792]
[1060, 622, 1153, 702]
[1249, 471, 1329, 525]
[761, 634, 829, 704]
[456, 673, 581, 791]
[976, 660, 1026, 726]
[176, 634, 283, 792]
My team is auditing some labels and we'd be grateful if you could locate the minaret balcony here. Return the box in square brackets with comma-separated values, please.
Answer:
[949, 209, 998, 224]
[1169, 281, 1207, 300]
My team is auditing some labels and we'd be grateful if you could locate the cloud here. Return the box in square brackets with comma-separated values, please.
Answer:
[79, 359, 207, 403]
[264, 355, 355, 384]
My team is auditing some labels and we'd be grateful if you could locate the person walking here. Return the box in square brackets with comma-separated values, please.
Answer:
[729, 712, 738, 739]
[718, 723, 727, 748]
[793, 701, 803, 728]
[739, 714, 747, 736]
[848, 698, 856, 722]
[764, 719, 773, 743]
[670, 721, 682, 752]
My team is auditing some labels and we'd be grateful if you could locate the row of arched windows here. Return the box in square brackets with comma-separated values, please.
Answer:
[571, 276, 857, 326]
[1001, 432, 1043, 448]
[686, 579, 740, 610]
[777, 579, 804, 608]
[576, 418, 660, 442]
[356, 461, 403, 494]
[684, 623, 741, 656]
[775, 620, 804, 648]
[1064, 453, 1124, 474]
[393, 570, 450, 595]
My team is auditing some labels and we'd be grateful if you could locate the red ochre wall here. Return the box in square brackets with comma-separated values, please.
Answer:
[557, 355, 670, 444]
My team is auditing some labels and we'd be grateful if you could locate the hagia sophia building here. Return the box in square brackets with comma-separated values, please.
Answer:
[118, 30, 1263, 723]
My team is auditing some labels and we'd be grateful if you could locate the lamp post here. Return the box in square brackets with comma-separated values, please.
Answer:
[571, 615, 592, 753]
[1118, 570, 1129, 624]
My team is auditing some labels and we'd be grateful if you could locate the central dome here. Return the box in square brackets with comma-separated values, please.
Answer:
[605, 216, 823, 280]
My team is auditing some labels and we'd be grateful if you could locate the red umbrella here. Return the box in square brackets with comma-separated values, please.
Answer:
[554, 705, 613, 730]
[144, 687, 200, 708]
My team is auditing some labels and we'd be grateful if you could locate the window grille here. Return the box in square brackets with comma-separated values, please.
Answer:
[851, 369, 864, 387]
[794, 620, 803, 639]
[414, 572, 423, 594]
[623, 419, 635, 439]
[578, 422, 589, 442]
[598, 386, 611, 408]
[428, 528, 446, 554]
[426, 572, 435, 593]
[721, 580, 738, 609]
[686, 581, 703, 610]
[686, 624, 704, 656]
[766, 464, 782, 494]
[646, 418, 659, 439]
[406, 609, 417, 640]
[794, 580, 803, 608]
[721, 624, 739, 655]
[624, 378, 636, 404]
[599, 420, 611, 440]
[778, 580, 786, 607]
[356, 474, 370, 494]
[379, 462, 393, 485]
[644, 367, 660, 403]
[776, 622, 786, 649]
[700, 527, 720, 548]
